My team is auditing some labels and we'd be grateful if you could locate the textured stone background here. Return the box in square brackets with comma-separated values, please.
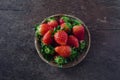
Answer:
[0, 0, 120, 80]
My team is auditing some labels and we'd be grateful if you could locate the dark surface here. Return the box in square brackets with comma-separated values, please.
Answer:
[0, 0, 120, 80]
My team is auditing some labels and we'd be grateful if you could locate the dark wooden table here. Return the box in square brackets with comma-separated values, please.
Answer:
[0, 0, 120, 80]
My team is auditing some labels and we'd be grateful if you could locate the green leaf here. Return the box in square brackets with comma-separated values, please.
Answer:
[71, 18, 83, 26]
[61, 16, 70, 22]
[34, 24, 40, 31]
[35, 30, 42, 40]
[43, 45, 54, 55]
[52, 25, 61, 35]
[44, 54, 53, 61]
[66, 22, 72, 29]
[46, 17, 55, 22]
[80, 40, 86, 50]
[41, 42, 45, 47]
[35, 24, 41, 38]
[40, 44, 55, 61]
[41, 44, 53, 53]
[69, 48, 78, 61]
[40, 43, 45, 53]
[35, 30, 40, 37]
[54, 56, 67, 65]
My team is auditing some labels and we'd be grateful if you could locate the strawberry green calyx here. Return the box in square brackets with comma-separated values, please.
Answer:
[41, 43, 54, 55]
[41, 44, 54, 61]
[53, 26, 61, 34]
[44, 45, 54, 55]
[35, 30, 40, 38]
[61, 16, 70, 22]
[69, 48, 78, 61]
[71, 18, 82, 26]
[35, 24, 41, 38]
[35, 24, 40, 36]
[34, 24, 40, 31]
[54, 56, 67, 65]
[47, 17, 56, 22]
[80, 40, 86, 50]
[66, 22, 72, 29]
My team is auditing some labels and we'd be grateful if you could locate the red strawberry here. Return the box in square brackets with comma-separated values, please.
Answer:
[60, 23, 70, 32]
[67, 35, 79, 48]
[55, 46, 71, 57]
[54, 30, 68, 45]
[59, 16, 70, 24]
[48, 20, 58, 28]
[59, 18, 65, 24]
[73, 25, 85, 40]
[42, 30, 53, 45]
[39, 24, 52, 36]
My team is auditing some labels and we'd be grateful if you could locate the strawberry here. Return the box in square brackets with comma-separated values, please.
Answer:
[55, 46, 71, 58]
[48, 19, 58, 28]
[54, 30, 68, 45]
[42, 30, 53, 45]
[73, 25, 85, 40]
[60, 23, 71, 32]
[59, 18, 65, 24]
[59, 16, 70, 24]
[39, 24, 52, 36]
[67, 35, 79, 48]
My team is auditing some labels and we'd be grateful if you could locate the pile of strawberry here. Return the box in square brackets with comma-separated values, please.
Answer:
[35, 16, 86, 66]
